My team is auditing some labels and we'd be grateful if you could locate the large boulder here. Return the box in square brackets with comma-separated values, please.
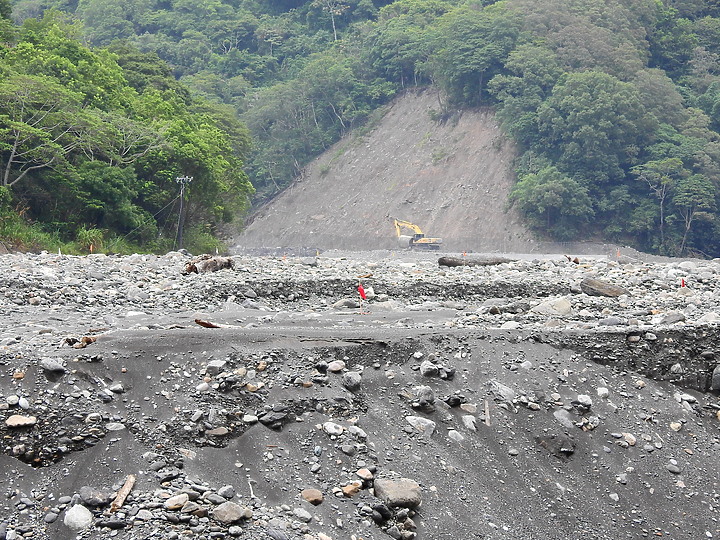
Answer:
[212, 501, 253, 523]
[580, 278, 629, 297]
[531, 297, 573, 316]
[373, 477, 422, 509]
[64, 504, 93, 530]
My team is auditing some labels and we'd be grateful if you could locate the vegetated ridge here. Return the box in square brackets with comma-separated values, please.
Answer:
[237, 89, 542, 253]
[5, 0, 720, 257]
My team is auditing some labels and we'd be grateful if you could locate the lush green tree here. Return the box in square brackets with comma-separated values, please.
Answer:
[191, 100, 252, 163]
[595, 184, 635, 239]
[376, 0, 453, 19]
[684, 46, 720, 94]
[73, 161, 152, 233]
[694, 16, 720, 55]
[86, 111, 167, 166]
[107, 42, 191, 98]
[353, 0, 378, 19]
[510, 0, 658, 66]
[0, 15, 14, 43]
[6, 16, 129, 110]
[671, 172, 716, 254]
[429, 4, 522, 106]
[631, 157, 688, 252]
[646, 110, 720, 185]
[648, 7, 697, 77]
[309, 0, 350, 41]
[633, 69, 688, 129]
[211, 47, 278, 82]
[181, 70, 251, 109]
[0, 74, 85, 188]
[646, 124, 702, 164]
[509, 165, 594, 239]
[696, 79, 720, 131]
[546, 21, 644, 79]
[361, 0, 450, 87]
[671, 0, 709, 19]
[627, 198, 660, 250]
[536, 71, 656, 183]
[207, 10, 259, 55]
[0, 0, 12, 19]
[158, 113, 252, 224]
[75, 0, 135, 45]
[488, 44, 562, 146]
[0, 9, 255, 252]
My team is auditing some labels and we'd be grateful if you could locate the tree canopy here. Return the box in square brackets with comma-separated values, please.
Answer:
[4, 0, 720, 256]
[0, 12, 252, 252]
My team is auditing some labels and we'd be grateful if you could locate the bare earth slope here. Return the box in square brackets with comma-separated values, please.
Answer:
[236, 89, 537, 253]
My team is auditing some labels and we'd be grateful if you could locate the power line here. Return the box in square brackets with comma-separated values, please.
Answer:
[174, 175, 193, 250]
[116, 192, 181, 245]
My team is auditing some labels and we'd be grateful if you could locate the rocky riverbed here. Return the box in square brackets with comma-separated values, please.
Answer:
[1, 249, 720, 540]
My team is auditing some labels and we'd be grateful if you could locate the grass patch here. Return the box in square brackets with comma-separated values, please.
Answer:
[0, 212, 65, 253]
[431, 147, 449, 164]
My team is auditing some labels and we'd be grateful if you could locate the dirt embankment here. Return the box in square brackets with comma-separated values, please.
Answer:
[236, 89, 538, 253]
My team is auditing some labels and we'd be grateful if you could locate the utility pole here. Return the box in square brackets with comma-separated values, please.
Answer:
[175, 175, 193, 250]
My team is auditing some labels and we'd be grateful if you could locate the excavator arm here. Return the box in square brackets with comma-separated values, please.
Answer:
[393, 219, 423, 236]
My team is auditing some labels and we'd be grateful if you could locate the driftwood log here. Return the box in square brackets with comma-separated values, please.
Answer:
[438, 256, 514, 267]
[580, 277, 630, 297]
[110, 474, 136, 512]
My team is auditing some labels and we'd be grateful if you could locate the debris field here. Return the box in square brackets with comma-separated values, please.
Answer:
[1, 250, 720, 540]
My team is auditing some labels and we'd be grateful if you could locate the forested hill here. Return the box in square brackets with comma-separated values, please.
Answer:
[3, 0, 720, 257]
[0, 4, 254, 254]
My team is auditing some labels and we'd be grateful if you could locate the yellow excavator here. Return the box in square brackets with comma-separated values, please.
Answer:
[393, 218, 442, 250]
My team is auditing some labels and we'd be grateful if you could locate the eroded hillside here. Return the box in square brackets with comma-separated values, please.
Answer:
[236, 90, 538, 253]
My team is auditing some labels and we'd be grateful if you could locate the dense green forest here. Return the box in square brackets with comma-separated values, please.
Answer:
[3, 0, 720, 256]
[0, 2, 254, 253]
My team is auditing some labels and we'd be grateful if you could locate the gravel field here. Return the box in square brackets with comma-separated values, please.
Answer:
[1, 249, 720, 540]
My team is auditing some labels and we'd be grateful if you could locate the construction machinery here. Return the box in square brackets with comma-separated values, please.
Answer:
[393, 218, 442, 250]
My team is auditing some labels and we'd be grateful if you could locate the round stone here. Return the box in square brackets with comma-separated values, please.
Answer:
[328, 360, 346, 372]
[293, 507, 313, 522]
[322, 422, 344, 436]
[64, 505, 93, 530]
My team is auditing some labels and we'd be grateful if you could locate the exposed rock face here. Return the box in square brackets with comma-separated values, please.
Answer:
[236, 89, 536, 252]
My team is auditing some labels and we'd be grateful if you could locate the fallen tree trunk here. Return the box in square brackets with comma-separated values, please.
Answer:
[438, 256, 514, 267]
[110, 474, 136, 512]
